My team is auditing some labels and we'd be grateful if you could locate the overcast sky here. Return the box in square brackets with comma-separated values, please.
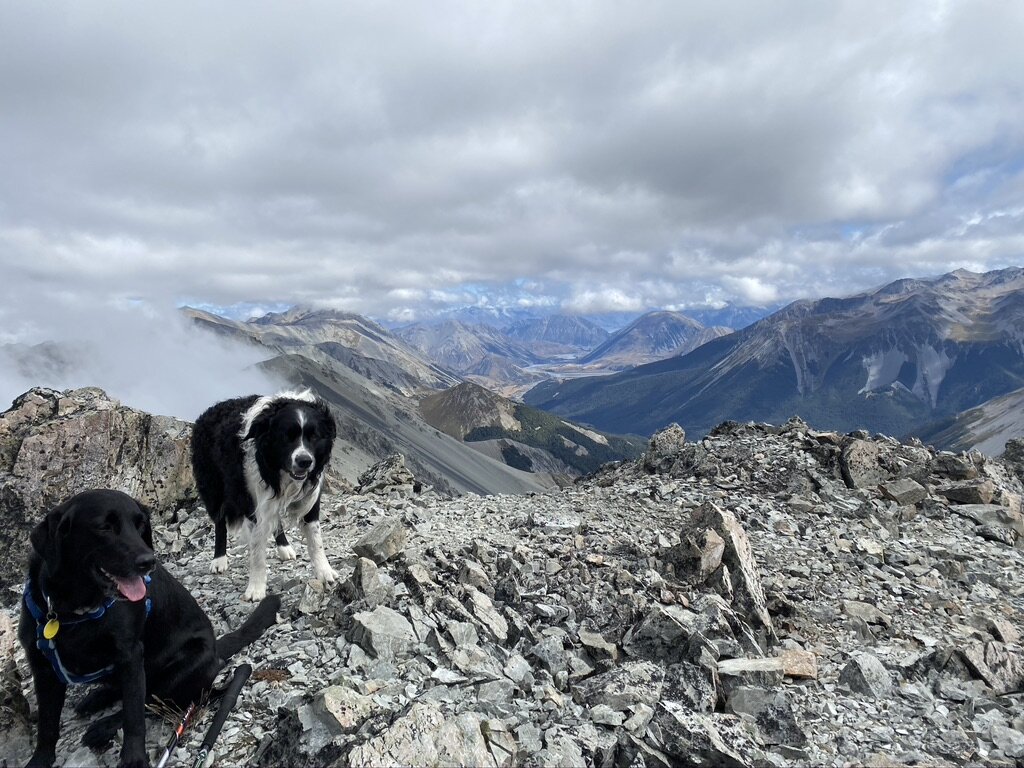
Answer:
[1, 0, 1023, 331]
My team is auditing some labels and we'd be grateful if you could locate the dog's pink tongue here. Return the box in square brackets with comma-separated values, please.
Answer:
[114, 576, 147, 602]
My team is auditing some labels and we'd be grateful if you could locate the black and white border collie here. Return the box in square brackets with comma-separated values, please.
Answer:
[191, 389, 338, 601]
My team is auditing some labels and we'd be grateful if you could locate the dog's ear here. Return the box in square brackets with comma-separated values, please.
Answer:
[135, 500, 154, 549]
[29, 502, 72, 561]
[243, 404, 277, 442]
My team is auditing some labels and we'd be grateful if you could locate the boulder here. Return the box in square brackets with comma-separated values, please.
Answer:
[726, 686, 806, 746]
[347, 702, 494, 768]
[355, 453, 417, 496]
[0, 387, 194, 589]
[352, 518, 408, 564]
[839, 653, 892, 698]
[642, 423, 687, 474]
[840, 439, 888, 489]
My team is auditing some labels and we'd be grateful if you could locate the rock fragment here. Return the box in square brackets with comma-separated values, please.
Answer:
[839, 653, 892, 698]
[352, 518, 408, 564]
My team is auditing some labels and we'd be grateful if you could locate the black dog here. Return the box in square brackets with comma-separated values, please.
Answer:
[191, 390, 337, 601]
[19, 489, 279, 768]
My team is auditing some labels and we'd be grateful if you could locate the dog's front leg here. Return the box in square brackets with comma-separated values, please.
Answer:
[115, 639, 148, 768]
[25, 656, 66, 768]
[302, 502, 339, 585]
[244, 506, 272, 601]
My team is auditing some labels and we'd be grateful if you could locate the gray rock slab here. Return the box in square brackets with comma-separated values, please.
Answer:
[352, 518, 409, 564]
[348, 605, 417, 660]
[839, 653, 892, 698]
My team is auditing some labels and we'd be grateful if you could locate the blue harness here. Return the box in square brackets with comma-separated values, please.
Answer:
[23, 577, 152, 685]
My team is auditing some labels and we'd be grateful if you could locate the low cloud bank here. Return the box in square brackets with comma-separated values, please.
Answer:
[0, 303, 283, 421]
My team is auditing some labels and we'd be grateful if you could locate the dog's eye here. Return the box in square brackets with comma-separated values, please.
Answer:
[99, 513, 119, 533]
[133, 515, 146, 530]
[304, 425, 318, 438]
[287, 425, 301, 441]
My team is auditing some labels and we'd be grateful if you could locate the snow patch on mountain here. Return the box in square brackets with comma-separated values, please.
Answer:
[562, 421, 609, 446]
[859, 348, 908, 394]
[913, 344, 954, 407]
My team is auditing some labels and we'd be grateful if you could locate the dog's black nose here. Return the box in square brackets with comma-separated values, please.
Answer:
[296, 455, 313, 470]
[135, 553, 156, 574]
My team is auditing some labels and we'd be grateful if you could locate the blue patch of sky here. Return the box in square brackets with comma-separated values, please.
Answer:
[788, 219, 882, 243]
[180, 300, 292, 321]
[942, 141, 1024, 197]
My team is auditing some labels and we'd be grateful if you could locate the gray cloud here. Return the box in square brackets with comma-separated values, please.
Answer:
[1, 0, 1023, 325]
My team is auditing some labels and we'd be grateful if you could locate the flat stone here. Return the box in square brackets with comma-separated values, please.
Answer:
[841, 439, 888, 489]
[465, 586, 508, 643]
[589, 704, 625, 726]
[459, 560, 492, 591]
[776, 649, 818, 679]
[579, 661, 665, 711]
[717, 657, 785, 692]
[527, 510, 583, 533]
[690, 502, 775, 642]
[936, 480, 996, 505]
[953, 504, 1024, 540]
[482, 719, 518, 768]
[843, 599, 892, 626]
[958, 641, 1024, 695]
[879, 478, 928, 506]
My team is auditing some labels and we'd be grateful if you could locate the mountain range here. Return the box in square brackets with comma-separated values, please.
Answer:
[395, 310, 736, 394]
[525, 267, 1024, 452]
[182, 307, 642, 493]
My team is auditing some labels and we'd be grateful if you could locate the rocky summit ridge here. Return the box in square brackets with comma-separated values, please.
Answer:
[2, 405, 1024, 766]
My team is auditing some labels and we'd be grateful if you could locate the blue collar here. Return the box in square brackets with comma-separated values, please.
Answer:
[23, 576, 152, 686]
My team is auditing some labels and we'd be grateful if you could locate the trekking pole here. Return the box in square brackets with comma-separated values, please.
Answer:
[191, 664, 252, 768]
[154, 700, 197, 768]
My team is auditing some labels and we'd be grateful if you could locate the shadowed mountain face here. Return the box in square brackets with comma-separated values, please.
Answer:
[525, 268, 1024, 444]
[419, 381, 644, 478]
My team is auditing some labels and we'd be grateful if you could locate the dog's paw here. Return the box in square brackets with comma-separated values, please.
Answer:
[277, 544, 297, 561]
[116, 753, 149, 768]
[243, 581, 267, 602]
[210, 555, 228, 574]
[82, 719, 118, 749]
[25, 748, 56, 768]
[315, 565, 340, 585]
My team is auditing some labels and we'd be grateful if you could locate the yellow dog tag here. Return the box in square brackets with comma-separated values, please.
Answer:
[43, 619, 60, 639]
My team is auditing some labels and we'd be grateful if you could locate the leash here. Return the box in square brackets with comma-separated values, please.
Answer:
[191, 664, 252, 768]
[22, 576, 153, 685]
